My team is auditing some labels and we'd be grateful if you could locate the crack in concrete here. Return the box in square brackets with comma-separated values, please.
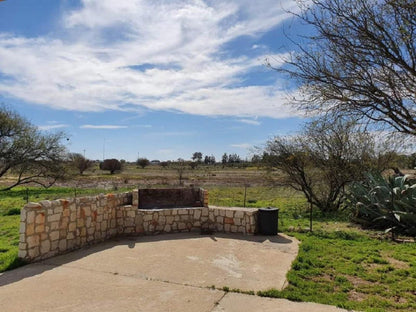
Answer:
[40, 260, 226, 293]
[208, 292, 228, 312]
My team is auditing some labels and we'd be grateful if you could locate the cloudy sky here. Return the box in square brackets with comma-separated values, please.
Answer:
[0, 0, 307, 161]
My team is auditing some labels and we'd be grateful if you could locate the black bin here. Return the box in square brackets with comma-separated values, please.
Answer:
[258, 207, 279, 235]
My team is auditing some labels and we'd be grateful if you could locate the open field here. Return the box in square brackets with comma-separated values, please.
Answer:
[1, 166, 416, 311]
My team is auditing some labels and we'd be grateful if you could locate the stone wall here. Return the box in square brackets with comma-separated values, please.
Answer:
[18, 193, 132, 261]
[19, 189, 258, 262]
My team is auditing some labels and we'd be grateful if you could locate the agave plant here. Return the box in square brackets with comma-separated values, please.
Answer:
[347, 172, 416, 236]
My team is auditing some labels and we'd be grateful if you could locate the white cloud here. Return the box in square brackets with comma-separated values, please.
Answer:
[0, 0, 300, 118]
[231, 143, 252, 149]
[80, 125, 128, 129]
[238, 119, 261, 126]
[38, 124, 69, 130]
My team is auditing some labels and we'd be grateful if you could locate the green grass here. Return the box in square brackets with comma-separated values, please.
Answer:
[0, 186, 132, 216]
[258, 230, 416, 311]
[0, 185, 415, 311]
[0, 214, 22, 271]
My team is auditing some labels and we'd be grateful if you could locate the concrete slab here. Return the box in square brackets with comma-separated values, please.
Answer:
[0, 233, 351, 312]
[212, 293, 348, 312]
[42, 233, 299, 291]
[0, 264, 224, 312]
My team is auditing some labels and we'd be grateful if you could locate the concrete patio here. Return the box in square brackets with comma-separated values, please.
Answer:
[0, 233, 349, 311]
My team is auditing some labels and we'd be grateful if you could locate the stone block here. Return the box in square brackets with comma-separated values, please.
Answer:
[216, 216, 224, 223]
[219, 209, 226, 217]
[235, 211, 244, 219]
[225, 210, 234, 218]
[59, 230, 67, 239]
[166, 216, 174, 224]
[224, 217, 234, 225]
[39, 200, 51, 208]
[18, 249, 27, 259]
[28, 247, 40, 259]
[51, 240, 59, 251]
[68, 222, 76, 232]
[35, 224, 45, 233]
[26, 223, 35, 236]
[50, 221, 59, 231]
[26, 203, 42, 210]
[224, 224, 231, 232]
[27, 211, 35, 223]
[67, 239, 75, 250]
[230, 225, 237, 233]
[234, 218, 241, 226]
[50, 231, 59, 241]
[194, 209, 202, 220]
[144, 214, 153, 222]
[48, 213, 61, 222]
[127, 210, 136, 218]
[19, 222, 26, 234]
[20, 209, 27, 222]
[110, 219, 116, 228]
[40, 240, 51, 254]
[70, 212, 77, 222]
[35, 213, 45, 224]
[27, 235, 40, 248]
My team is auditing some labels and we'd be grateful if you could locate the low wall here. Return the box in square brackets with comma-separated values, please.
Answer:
[18, 190, 258, 262]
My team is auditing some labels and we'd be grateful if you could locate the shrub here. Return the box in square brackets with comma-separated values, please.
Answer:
[347, 173, 416, 236]
[99, 159, 122, 174]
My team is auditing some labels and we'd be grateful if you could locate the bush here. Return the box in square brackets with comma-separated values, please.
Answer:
[347, 173, 416, 236]
[99, 159, 122, 174]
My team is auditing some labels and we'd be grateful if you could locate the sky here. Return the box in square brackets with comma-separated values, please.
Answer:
[0, 0, 308, 162]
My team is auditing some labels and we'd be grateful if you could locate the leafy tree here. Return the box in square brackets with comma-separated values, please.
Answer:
[276, 0, 416, 135]
[0, 106, 67, 190]
[221, 153, 228, 167]
[136, 158, 150, 169]
[204, 155, 216, 165]
[192, 152, 203, 163]
[100, 158, 122, 174]
[264, 118, 396, 212]
[68, 153, 93, 175]
[228, 153, 241, 164]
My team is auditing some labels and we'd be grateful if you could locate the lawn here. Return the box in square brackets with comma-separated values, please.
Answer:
[0, 184, 415, 311]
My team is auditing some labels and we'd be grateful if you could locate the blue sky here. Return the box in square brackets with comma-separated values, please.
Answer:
[0, 0, 307, 161]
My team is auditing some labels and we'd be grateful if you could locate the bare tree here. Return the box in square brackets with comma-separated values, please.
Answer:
[276, 0, 416, 135]
[0, 106, 67, 190]
[68, 153, 93, 175]
[264, 117, 396, 212]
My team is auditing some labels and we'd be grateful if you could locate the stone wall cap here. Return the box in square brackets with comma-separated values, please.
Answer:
[24, 202, 43, 209]
[209, 206, 258, 212]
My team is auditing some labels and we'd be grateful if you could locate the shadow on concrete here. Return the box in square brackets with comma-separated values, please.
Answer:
[0, 232, 294, 287]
